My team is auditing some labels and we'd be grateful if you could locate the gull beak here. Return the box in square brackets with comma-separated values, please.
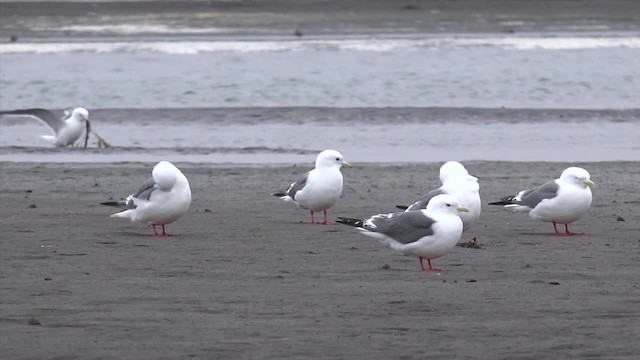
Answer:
[341, 160, 353, 169]
[457, 206, 470, 213]
[585, 180, 595, 187]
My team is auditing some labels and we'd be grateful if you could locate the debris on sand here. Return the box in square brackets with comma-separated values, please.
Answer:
[456, 237, 482, 249]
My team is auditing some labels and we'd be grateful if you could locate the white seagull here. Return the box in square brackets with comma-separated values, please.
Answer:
[488, 167, 594, 236]
[273, 149, 352, 224]
[0, 107, 91, 147]
[101, 161, 192, 237]
[397, 161, 481, 232]
[337, 194, 469, 272]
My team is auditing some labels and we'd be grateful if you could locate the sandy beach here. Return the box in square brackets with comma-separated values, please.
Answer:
[1, 161, 638, 359]
[1, 0, 639, 358]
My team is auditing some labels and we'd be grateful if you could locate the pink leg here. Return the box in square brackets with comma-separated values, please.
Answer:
[309, 210, 316, 224]
[553, 222, 568, 236]
[152, 224, 174, 237]
[426, 259, 441, 272]
[161, 225, 175, 237]
[564, 223, 584, 236]
[152, 224, 162, 237]
[419, 257, 426, 271]
[321, 210, 332, 225]
[553, 222, 582, 236]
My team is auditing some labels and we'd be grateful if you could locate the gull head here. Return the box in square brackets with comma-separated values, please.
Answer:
[316, 149, 352, 169]
[427, 194, 468, 214]
[72, 107, 90, 122]
[560, 167, 595, 188]
[152, 161, 179, 191]
[439, 161, 470, 183]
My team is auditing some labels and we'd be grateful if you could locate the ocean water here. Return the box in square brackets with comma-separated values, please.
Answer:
[0, 33, 639, 163]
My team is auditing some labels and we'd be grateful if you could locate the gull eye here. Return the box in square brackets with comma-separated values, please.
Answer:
[446, 204, 451, 207]
[336, 157, 340, 161]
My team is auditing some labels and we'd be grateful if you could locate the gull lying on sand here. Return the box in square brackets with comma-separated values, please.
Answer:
[488, 167, 594, 236]
[338, 194, 468, 272]
[0, 107, 111, 147]
[397, 161, 481, 232]
[101, 161, 191, 237]
[273, 149, 352, 224]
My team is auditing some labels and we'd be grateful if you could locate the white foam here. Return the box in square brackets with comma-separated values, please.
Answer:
[56, 24, 232, 35]
[1, 36, 638, 54]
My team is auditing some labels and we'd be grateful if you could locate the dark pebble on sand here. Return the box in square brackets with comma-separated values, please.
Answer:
[549, 281, 561, 285]
[466, 279, 477, 283]
[204, 208, 212, 213]
[382, 264, 391, 270]
[28, 204, 36, 208]
[616, 216, 625, 222]
[294, 29, 304, 37]
[25, 189, 32, 193]
[44, 277, 52, 281]
[28, 318, 41, 326]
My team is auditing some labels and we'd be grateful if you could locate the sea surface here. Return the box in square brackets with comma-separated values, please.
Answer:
[1, 31, 639, 163]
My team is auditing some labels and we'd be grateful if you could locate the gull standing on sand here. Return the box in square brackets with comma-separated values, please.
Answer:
[396, 161, 481, 232]
[273, 149, 352, 224]
[0, 107, 91, 147]
[337, 194, 469, 272]
[101, 161, 192, 237]
[488, 167, 594, 236]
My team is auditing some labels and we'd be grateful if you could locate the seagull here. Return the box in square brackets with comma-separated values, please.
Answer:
[488, 167, 594, 236]
[337, 194, 469, 272]
[273, 149, 352, 224]
[101, 161, 192, 237]
[0, 107, 92, 147]
[396, 161, 481, 232]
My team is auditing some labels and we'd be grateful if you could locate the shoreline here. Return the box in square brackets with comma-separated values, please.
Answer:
[2, 0, 640, 39]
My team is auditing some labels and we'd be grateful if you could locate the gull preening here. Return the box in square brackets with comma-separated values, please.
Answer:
[0, 107, 111, 148]
[101, 161, 192, 237]
[397, 161, 481, 232]
[273, 149, 352, 224]
[337, 194, 469, 272]
[488, 167, 594, 236]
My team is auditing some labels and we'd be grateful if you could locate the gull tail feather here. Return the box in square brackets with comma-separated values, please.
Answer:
[336, 217, 364, 228]
[488, 196, 516, 206]
[395, 205, 409, 210]
[272, 192, 286, 197]
[100, 200, 127, 208]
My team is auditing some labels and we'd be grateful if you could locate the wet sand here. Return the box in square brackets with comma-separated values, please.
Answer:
[1, 161, 639, 359]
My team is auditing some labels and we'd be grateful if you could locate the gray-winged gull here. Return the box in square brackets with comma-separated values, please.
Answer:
[101, 161, 192, 237]
[0, 107, 91, 147]
[397, 161, 481, 232]
[338, 194, 469, 272]
[273, 149, 352, 224]
[488, 167, 594, 236]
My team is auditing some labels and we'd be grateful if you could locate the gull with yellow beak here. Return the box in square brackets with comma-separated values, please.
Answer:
[337, 194, 469, 272]
[273, 149, 352, 224]
[0, 107, 95, 147]
[489, 167, 595, 236]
